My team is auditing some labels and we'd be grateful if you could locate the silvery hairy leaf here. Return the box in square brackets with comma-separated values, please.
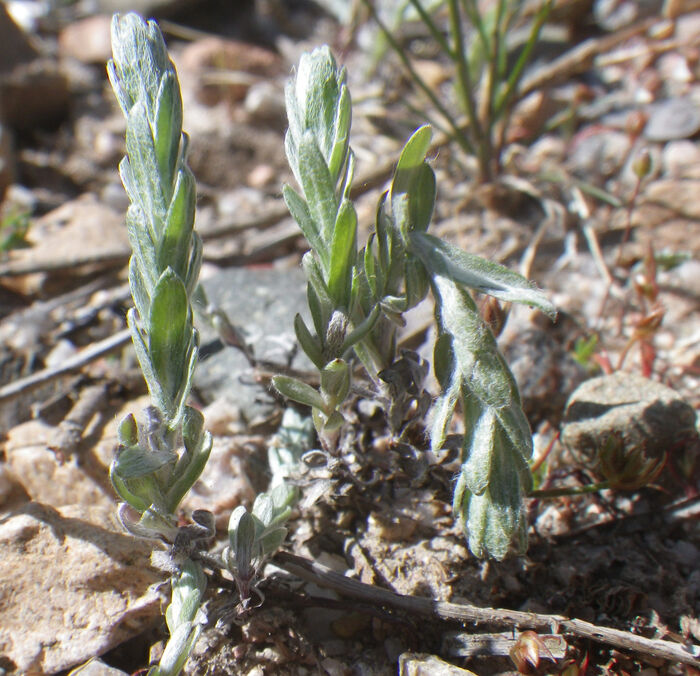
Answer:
[410, 231, 557, 318]
[431, 275, 532, 559]
[227, 506, 258, 581]
[272, 375, 327, 412]
[285, 45, 350, 190]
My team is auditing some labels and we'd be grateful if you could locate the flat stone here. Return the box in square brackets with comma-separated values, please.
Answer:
[4, 418, 114, 509]
[0, 59, 69, 132]
[644, 178, 700, 220]
[0, 193, 130, 296]
[561, 372, 698, 466]
[0, 502, 163, 674]
[195, 266, 310, 426]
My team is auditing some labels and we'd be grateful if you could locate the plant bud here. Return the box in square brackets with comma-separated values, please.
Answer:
[118, 413, 139, 447]
[632, 148, 652, 179]
[510, 631, 547, 673]
[325, 310, 348, 356]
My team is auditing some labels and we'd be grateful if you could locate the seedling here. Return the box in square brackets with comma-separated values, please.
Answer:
[108, 13, 213, 674]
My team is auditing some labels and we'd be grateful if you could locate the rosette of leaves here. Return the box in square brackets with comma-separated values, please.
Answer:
[223, 484, 297, 608]
[107, 12, 211, 540]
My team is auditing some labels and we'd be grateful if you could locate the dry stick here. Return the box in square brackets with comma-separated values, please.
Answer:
[0, 328, 131, 405]
[519, 15, 659, 98]
[274, 551, 700, 667]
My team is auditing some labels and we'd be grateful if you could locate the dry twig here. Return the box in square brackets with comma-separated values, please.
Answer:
[0, 329, 130, 405]
[274, 551, 700, 667]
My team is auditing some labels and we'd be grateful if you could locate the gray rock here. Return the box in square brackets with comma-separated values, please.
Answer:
[561, 372, 698, 466]
[195, 266, 310, 426]
[0, 502, 162, 674]
[644, 98, 700, 142]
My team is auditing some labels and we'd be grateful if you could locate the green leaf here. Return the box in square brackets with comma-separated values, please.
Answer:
[429, 334, 458, 449]
[125, 100, 167, 226]
[165, 427, 212, 514]
[362, 236, 379, 299]
[159, 167, 195, 280]
[252, 493, 274, 529]
[431, 274, 533, 559]
[128, 309, 169, 414]
[328, 85, 351, 184]
[290, 46, 346, 163]
[340, 303, 380, 354]
[410, 231, 557, 318]
[228, 506, 258, 578]
[185, 233, 202, 297]
[320, 359, 350, 409]
[298, 133, 338, 245]
[149, 269, 191, 412]
[272, 375, 326, 412]
[112, 445, 176, 479]
[156, 621, 201, 676]
[283, 184, 328, 272]
[303, 253, 333, 339]
[153, 71, 182, 194]
[258, 526, 287, 556]
[128, 256, 151, 324]
[126, 204, 158, 289]
[294, 314, 324, 369]
[328, 199, 357, 308]
[408, 162, 436, 233]
[390, 125, 433, 201]
[404, 255, 430, 309]
[109, 468, 155, 514]
[165, 559, 206, 634]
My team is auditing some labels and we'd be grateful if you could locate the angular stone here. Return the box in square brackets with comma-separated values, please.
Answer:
[561, 372, 698, 466]
[0, 502, 163, 674]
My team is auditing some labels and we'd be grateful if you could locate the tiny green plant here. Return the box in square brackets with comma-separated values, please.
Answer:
[108, 13, 211, 675]
[276, 46, 556, 560]
[108, 19, 303, 671]
[109, 11, 211, 542]
[0, 208, 31, 254]
[362, 0, 553, 182]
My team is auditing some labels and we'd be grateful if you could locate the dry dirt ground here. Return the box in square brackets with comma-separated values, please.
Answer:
[0, 1, 698, 675]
